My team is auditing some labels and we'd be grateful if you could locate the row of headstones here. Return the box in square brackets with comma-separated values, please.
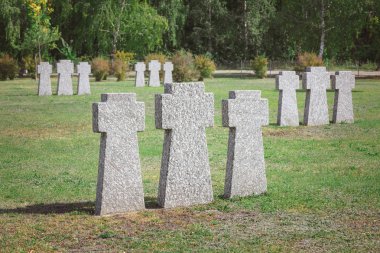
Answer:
[38, 60, 91, 96]
[93, 82, 269, 215]
[276, 67, 355, 126]
[135, 61, 173, 87]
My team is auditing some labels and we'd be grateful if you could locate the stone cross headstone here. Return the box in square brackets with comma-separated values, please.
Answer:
[135, 62, 146, 87]
[93, 93, 145, 215]
[57, 60, 74, 95]
[148, 60, 161, 87]
[155, 82, 214, 208]
[276, 71, 300, 126]
[37, 62, 52, 96]
[332, 71, 355, 123]
[77, 62, 91, 95]
[302, 67, 330, 126]
[163, 62, 173, 84]
[222, 90, 268, 198]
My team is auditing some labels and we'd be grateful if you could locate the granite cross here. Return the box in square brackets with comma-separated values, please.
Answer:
[163, 62, 173, 84]
[93, 93, 145, 215]
[155, 82, 214, 208]
[222, 90, 268, 198]
[135, 62, 146, 87]
[37, 62, 52, 96]
[77, 62, 91, 95]
[57, 60, 74, 95]
[332, 71, 355, 123]
[276, 71, 300, 126]
[148, 60, 161, 87]
[302, 67, 330, 126]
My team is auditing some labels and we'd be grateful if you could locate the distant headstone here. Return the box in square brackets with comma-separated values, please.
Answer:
[148, 60, 161, 87]
[302, 67, 330, 126]
[37, 62, 52, 96]
[155, 82, 214, 208]
[276, 71, 300, 126]
[93, 93, 145, 215]
[57, 60, 74, 95]
[135, 62, 146, 87]
[222, 90, 268, 198]
[77, 62, 91, 95]
[332, 71, 355, 123]
[163, 62, 173, 84]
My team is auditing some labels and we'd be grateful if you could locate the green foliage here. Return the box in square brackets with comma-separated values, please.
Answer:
[194, 55, 216, 79]
[57, 38, 77, 62]
[0, 54, 19, 80]
[21, 0, 60, 62]
[91, 57, 109, 81]
[171, 50, 199, 82]
[251, 55, 268, 78]
[295, 52, 324, 72]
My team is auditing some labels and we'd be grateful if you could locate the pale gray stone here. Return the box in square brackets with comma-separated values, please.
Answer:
[155, 82, 214, 208]
[57, 60, 74, 95]
[135, 62, 146, 87]
[302, 67, 330, 126]
[163, 62, 173, 84]
[93, 93, 145, 215]
[332, 71, 355, 123]
[37, 62, 52, 96]
[77, 62, 91, 95]
[222, 90, 268, 198]
[148, 60, 161, 87]
[276, 71, 300, 126]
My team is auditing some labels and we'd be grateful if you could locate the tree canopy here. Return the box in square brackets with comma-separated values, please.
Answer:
[0, 0, 378, 67]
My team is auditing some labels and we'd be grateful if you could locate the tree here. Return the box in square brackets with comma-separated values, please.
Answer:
[94, 0, 168, 57]
[21, 0, 60, 62]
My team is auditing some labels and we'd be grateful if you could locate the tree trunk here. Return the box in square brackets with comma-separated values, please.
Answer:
[318, 0, 326, 59]
[208, 0, 212, 53]
[243, 0, 248, 60]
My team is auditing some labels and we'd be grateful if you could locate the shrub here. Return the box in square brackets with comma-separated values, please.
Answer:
[22, 55, 37, 79]
[144, 53, 166, 65]
[171, 50, 199, 82]
[0, 54, 19, 81]
[92, 57, 110, 81]
[194, 55, 216, 79]
[113, 59, 127, 81]
[295, 52, 323, 72]
[113, 50, 135, 81]
[251, 55, 268, 79]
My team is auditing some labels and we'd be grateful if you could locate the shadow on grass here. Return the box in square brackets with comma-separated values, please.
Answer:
[0, 197, 162, 215]
[0, 201, 95, 215]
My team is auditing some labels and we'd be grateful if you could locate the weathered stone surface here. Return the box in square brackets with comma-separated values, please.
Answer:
[77, 62, 91, 95]
[332, 71, 355, 123]
[93, 93, 145, 215]
[135, 62, 146, 87]
[155, 82, 214, 208]
[148, 60, 161, 87]
[276, 71, 300, 126]
[302, 67, 330, 126]
[37, 62, 52, 96]
[57, 60, 74, 95]
[222, 90, 268, 198]
[163, 62, 173, 84]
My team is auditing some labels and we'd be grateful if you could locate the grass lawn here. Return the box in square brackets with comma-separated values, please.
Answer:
[0, 76, 379, 252]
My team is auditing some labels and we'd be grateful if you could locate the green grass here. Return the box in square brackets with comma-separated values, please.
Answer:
[0, 77, 379, 252]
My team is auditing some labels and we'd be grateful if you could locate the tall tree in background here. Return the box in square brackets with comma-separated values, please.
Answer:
[0, 0, 23, 56]
[152, 0, 187, 51]
[21, 0, 60, 62]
